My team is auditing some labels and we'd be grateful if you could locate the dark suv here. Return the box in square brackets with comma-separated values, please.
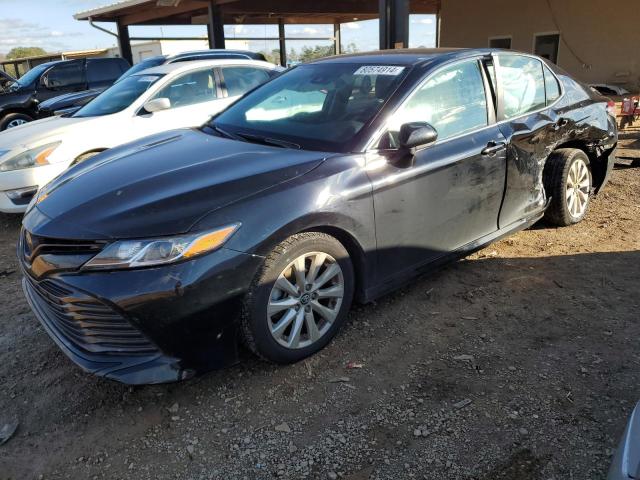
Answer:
[37, 50, 269, 119]
[0, 57, 129, 130]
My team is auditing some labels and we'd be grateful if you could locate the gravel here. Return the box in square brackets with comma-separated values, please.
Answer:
[0, 166, 639, 479]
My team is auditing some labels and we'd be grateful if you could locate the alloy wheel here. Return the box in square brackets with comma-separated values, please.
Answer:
[565, 158, 590, 218]
[267, 251, 344, 349]
[6, 118, 28, 129]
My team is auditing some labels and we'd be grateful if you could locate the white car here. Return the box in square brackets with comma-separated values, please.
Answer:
[0, 59, 280, 213]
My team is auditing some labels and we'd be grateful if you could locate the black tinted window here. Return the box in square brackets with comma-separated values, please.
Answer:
[46, 62, 85, 89]
[86, 59, 126, 84]
[543, 65, 561, 104]
[499, 55, 546, 119]
[222, 67, 271, 96]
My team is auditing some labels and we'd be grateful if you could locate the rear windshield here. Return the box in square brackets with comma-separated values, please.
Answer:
[73, 74, 162, 117]
[115, 57, 165, 83]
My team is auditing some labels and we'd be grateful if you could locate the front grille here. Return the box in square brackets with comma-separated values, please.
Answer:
[24, 274, 158, 356]
[21, 228, 106, 264]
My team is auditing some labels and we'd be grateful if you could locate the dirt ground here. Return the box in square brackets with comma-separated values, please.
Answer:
[0, 164, 638, 480]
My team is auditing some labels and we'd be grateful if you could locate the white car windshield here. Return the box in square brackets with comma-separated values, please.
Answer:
[73, 74, 163, 118]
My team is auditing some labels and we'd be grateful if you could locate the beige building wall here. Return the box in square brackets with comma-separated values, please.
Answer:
[439, 0, 639, 90]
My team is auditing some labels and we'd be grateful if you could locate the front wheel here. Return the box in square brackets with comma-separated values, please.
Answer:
[543, 149, 592, 226]
[241, 232, 354, 363]
[0, 113, 33, 131]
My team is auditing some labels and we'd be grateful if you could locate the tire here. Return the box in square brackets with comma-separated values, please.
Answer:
[543, 148, 592, 227]
[0, 113, 33, 131]
[241, 232, 355, 364]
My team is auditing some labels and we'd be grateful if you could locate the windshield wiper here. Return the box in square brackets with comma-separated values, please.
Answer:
[236, 133, 301, 150]
[205, 124, 301, 149]
[208, 124, 244, 141]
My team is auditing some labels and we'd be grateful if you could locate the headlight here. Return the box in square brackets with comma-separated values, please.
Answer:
[83, 224, 240, 270]
[0, 141, 61, 172]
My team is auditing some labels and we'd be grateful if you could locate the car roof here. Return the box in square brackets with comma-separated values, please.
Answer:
[308, 48, 512, 67]
[134, 58, 278, 76]
[166, 49, 264, 61]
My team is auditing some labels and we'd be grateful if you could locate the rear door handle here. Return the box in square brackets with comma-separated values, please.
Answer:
[481, 141, 506, 157]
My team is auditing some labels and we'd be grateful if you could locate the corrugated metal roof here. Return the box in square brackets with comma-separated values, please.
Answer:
[74, 0, 153, 20]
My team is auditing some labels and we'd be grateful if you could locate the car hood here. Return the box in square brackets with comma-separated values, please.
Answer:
[38, 89, 103, 110]
[0, 115, 91, 150]
[0, 88, 32, 106]
[24, 128, 329, 240]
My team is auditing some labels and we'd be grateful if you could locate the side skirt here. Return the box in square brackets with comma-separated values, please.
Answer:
[362, 210, 546, 303]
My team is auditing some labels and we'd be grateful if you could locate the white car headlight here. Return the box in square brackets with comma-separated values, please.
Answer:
[83, 224, 240, 270]
[0, 141, 61, 172]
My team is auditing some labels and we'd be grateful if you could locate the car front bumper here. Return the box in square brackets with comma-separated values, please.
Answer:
[0, 163, 69, 213]
[20, 246, 263, 384]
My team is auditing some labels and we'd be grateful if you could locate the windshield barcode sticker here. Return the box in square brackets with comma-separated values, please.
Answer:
[354, 66, 405, 76]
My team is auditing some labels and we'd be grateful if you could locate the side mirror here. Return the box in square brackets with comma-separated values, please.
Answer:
[398, 122, 438, 150]
[143, 97, 171, 113]
[40, 75, 50, 89]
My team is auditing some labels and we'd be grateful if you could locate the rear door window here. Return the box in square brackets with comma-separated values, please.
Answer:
[45, 61, 85, 90]
[221, 67, 271, 97]
[543, 64, 561, 104]
[86, 59, 126, 86]
[498, 55, 546, 119]
[384, 60, 489, 144]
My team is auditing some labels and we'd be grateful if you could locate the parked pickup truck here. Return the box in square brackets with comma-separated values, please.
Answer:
[0, 57, 129, 130]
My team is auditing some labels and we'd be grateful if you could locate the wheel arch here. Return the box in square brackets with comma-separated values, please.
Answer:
[73, 148, 108, 165]
[551, 140, 611, 193]
[0, 108, 36, 126]
[300, 224, 369, 303]
[248, 213, 372, 304]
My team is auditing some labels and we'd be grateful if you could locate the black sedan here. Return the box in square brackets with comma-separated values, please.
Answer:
[19, 48, 617, 384]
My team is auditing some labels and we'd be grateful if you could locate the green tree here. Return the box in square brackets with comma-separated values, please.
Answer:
[6, 47, 47, 60]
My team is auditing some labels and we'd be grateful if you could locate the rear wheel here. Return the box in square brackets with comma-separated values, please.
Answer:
[241, 232, 354, 363]
[0, 113, 33, 131]
[543, 148, 592, 226]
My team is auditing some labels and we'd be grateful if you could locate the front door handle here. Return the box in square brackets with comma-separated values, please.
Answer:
[481, 141, 506, 157]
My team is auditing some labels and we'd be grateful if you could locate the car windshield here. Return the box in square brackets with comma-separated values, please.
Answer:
[73, 74, 163, 118]
[114, 57, 165, 83]
[210, 63, 409, 152]
[9, 63, 51, 90]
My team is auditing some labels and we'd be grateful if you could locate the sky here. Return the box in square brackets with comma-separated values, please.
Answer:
[0, 0, 436, 56]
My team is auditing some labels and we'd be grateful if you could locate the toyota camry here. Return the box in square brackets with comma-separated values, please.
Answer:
[19, 49, 617, 384]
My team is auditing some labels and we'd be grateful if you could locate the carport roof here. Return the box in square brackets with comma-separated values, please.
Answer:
[74, 0, 440, 25]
